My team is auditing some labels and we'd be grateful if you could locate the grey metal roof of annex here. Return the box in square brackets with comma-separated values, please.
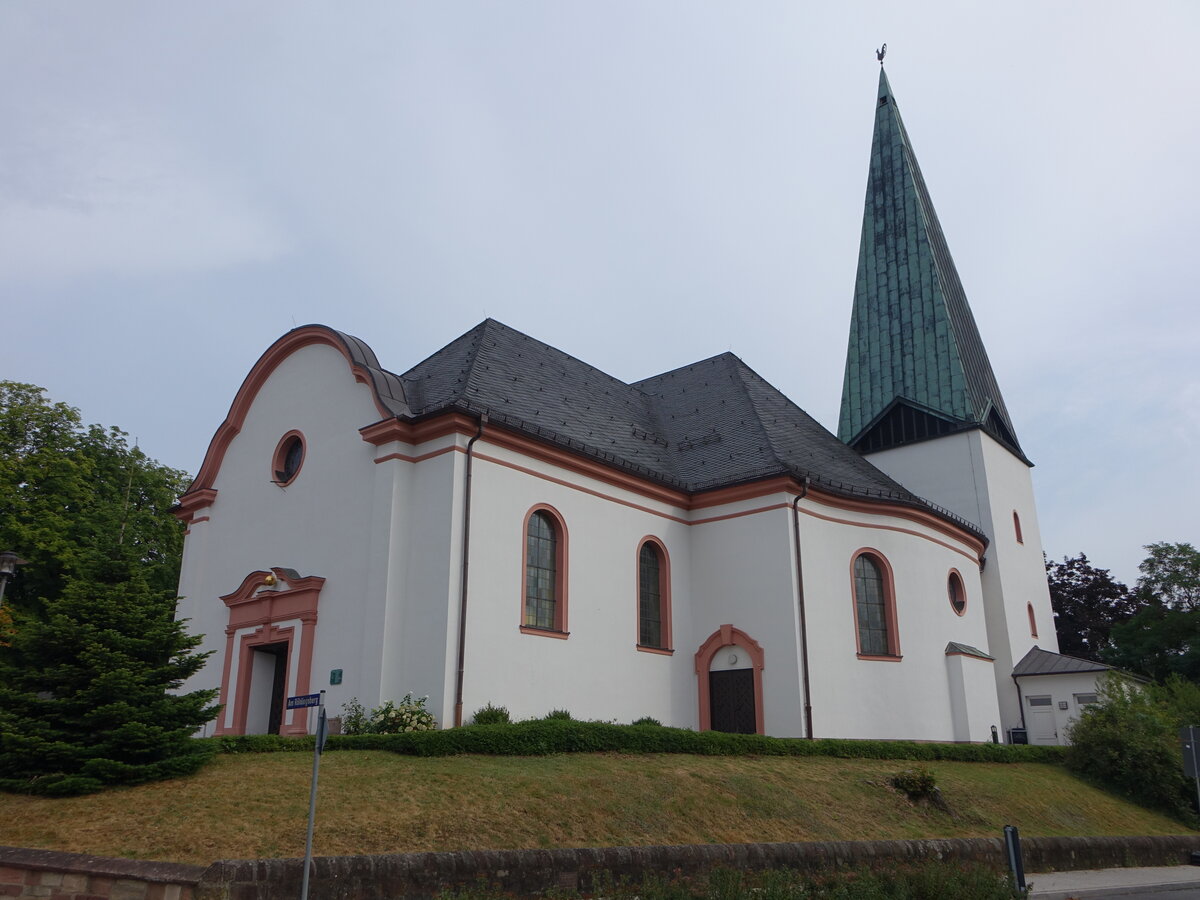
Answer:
[1012, 646, 1126, 678]
[394, 318, 987, 542]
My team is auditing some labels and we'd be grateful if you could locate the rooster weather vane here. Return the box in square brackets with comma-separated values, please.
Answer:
[876, 43, 887, 65]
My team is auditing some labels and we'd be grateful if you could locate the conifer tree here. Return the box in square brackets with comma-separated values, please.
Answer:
[0, 381, 217, 795]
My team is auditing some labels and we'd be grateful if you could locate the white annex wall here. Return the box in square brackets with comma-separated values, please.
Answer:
[1016, 671, 1112, 745]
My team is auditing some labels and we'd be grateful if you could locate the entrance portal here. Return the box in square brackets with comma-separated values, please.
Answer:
[694, 624, 765, 734]
[709, 668, 756, 733]
[245, 642, 289, 735]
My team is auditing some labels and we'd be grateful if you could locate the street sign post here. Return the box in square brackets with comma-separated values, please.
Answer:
[290, 691, 326, 900]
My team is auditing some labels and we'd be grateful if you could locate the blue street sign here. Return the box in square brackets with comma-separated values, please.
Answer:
[287, 693, 323, 710]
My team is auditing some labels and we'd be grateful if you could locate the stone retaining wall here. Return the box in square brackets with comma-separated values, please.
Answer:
[0, 847, 205, 900]
[5, 835, 1199, 900]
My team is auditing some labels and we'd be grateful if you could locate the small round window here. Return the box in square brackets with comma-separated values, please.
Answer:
[272, 432, 305, 485]
[948, 570, 966, 616]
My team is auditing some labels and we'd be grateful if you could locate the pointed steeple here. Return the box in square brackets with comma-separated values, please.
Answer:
[838, 68, 1025, 461]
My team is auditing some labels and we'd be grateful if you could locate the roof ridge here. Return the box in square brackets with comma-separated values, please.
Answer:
[710, 355, 787, 472]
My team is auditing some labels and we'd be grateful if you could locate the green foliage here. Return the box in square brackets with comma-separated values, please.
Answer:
[1137, 542, 1200, 611]
[544, 708, 573, 720]
[0, 382, 191, 615]
[439, 862, 1022, 900]
[1065, 676, 1194, 820]
[471, 702, 512, 725]
[632, 716, 663, 726]
[0, 578, 219, 795]
[1046, 553, 1137, 659]
[340, 697, 371, 735]
[1104, 542, 1200, 683]
[890, 766, 937, 799]
[218, 718, 1065, 765]
[0, 383, 217, 795]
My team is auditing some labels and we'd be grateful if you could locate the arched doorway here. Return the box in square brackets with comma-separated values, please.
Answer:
[694, 625, 765, 734]
[215, 567, 324, 735]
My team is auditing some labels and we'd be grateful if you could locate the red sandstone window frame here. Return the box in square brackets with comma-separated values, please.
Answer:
[947, 568, 967, 616]
[1013, 510, 1024, 544]
[271, 430, 306, 486]
[636, 536, 674, 655]
[1027, 602, 1038, 638]
[520, 504, 569, 638]
[850, 549, 901, 660]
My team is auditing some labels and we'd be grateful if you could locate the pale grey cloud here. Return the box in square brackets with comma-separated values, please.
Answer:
[1, 0, 1195, 586]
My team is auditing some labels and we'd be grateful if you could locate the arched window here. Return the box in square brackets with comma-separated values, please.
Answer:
[948, 569, 966, 616]
[1027, 602, 1038, 638]
[1013, 510, 1024, 544]
[521, 506, 568, 637]
[852, 551, 900, 659]
[637, 538, 672, 653]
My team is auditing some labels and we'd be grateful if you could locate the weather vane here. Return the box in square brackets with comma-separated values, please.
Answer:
[876, 43, 887, 65]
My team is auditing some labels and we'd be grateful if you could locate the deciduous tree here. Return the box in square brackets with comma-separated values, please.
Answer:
[1047, 553, 1138, 659]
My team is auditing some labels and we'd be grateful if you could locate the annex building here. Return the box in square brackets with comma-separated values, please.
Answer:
[175, 69, 1107, 745]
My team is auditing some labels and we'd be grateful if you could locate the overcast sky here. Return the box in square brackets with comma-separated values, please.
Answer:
[3, 2, 1196, 586]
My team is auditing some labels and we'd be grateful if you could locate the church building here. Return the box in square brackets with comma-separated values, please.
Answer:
[174, 69, 1103, 745]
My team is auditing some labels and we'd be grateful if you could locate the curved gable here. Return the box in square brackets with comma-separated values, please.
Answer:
[177, 325, 408, 518]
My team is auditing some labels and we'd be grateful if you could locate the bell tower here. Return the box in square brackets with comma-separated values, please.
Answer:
[838, 66, 1058, 735]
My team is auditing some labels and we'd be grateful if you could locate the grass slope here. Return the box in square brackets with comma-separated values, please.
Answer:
[0, 752, 1189, 865]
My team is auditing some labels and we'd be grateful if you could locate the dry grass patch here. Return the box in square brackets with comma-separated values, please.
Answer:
[0, 752, 1189, 865]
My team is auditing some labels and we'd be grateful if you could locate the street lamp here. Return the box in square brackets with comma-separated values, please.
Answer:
[0, 551, 26, 608]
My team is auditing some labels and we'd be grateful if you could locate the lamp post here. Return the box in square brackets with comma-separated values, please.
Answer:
[0, 551, 26, 608]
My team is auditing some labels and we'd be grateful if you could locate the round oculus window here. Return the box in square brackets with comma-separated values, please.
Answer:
[948, 570, 966, 616]
[273, 432, 305, 485]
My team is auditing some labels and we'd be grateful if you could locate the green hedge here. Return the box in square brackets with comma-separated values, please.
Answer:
[208, 720, 1065, 764]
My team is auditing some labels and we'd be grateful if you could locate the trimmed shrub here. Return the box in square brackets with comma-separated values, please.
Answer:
[544, 709, 573, 721]
[632, 716, 663, 727]
[471, 703, 512, 726]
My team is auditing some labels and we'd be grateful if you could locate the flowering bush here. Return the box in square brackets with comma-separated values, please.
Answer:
[370, 692, 438, 734]
[340, 693, 438, 735]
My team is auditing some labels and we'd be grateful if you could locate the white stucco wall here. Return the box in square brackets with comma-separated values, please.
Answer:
[794, 495, 1000, 742]
[456, 438, 694, 727]
[176, 343, 429, 730]
[864, 430, 1058, 736]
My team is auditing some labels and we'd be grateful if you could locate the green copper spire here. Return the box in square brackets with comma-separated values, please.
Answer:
[838, 69, 1025, 461]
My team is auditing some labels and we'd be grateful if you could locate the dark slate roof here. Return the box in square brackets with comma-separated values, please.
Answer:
[1012, 646, 1115, 677]
[837, 68, 1025, 461]
[388, 318, 985, 540]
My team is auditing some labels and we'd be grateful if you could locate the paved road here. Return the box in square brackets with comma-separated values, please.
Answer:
[1029, 866, 1200, 899]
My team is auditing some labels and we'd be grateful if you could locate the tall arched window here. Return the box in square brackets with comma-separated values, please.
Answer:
[1013, 510, 1024, 544]
[521, 506, 568, 636]
[637, 538, 672, 652]
[852, 551, 900, 659]
[1027, 602, 1038, 638]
